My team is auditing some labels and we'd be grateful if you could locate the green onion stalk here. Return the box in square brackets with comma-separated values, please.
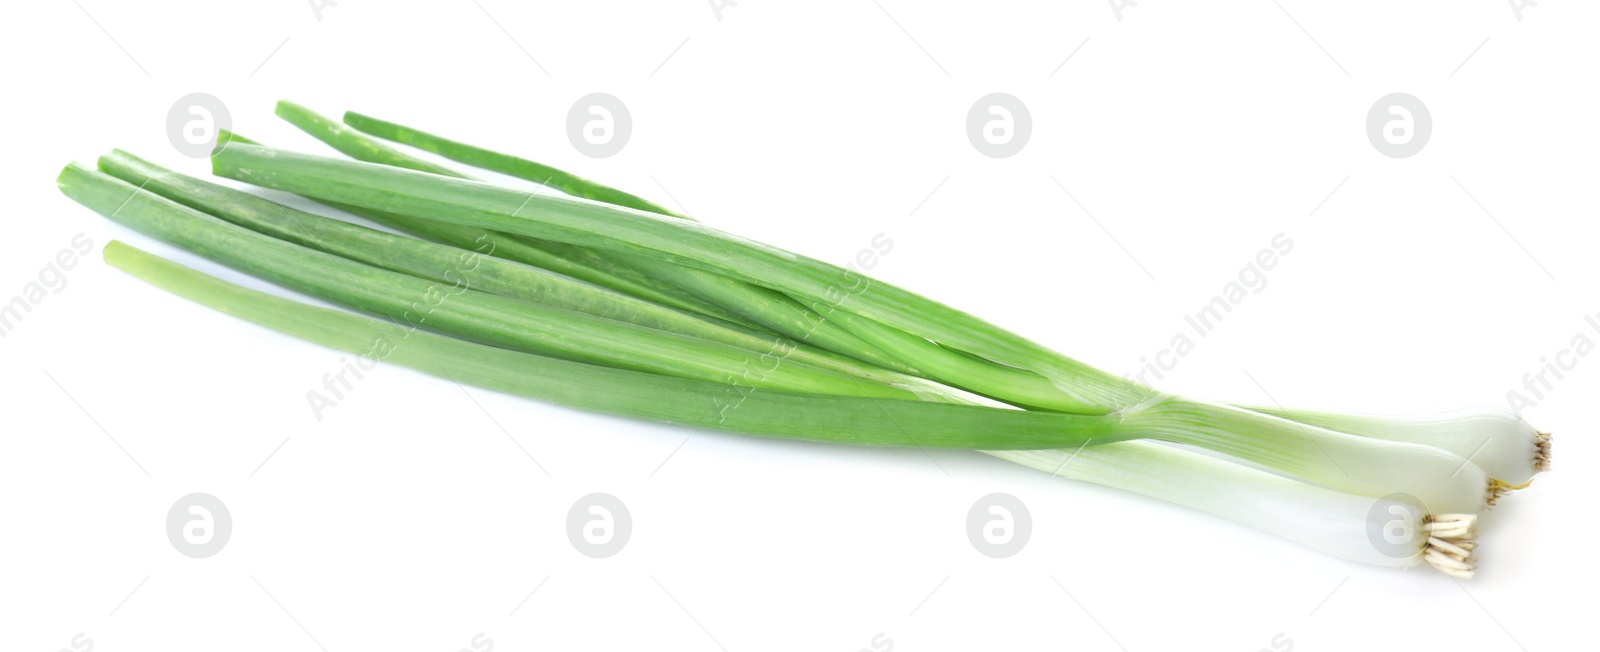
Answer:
[100, 239, 1481, 576]
[96, 150, 969, 402]
[51, 101, 1553, 577]
[202, 142, 1498, 515]
[1244, 405, 1551, 501]
[227, 115, 763, 331]
[333, 108, 1552, 498]
[273, 101, 921, 376]
[97, 239, 1101, 450]
[62, 163, 921, 401]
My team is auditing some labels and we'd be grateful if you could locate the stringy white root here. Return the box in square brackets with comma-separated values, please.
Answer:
[1423, 514, 1479, 579]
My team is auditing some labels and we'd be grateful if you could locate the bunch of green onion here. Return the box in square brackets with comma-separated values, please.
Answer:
[57, 100, 1552, 578]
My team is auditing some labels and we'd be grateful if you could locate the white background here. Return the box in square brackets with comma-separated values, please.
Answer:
[2, 1, 1594, 651]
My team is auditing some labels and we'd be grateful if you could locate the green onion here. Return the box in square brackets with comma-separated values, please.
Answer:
[101, 238, 1486, 575]
[335, 110, 1554, 490]
[334, 112, 1202, 410]
[991, 443, 1479, 577]
[61, 100, 1553, 578]
[58, 162, 914, 400]
[278, 102, 921, 375]
[1245, 405, 1550, 495]
[96, 149, 960, 396]
[1113, 397, 1490, 514]
[233, 117, 759, 328]
[210, 143, 1149, 414]
[99, 239, 1107, 450]
[343, 109, 683, 217]
[203, 144, 1496, 512]
[337, 108, 1096, 395]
